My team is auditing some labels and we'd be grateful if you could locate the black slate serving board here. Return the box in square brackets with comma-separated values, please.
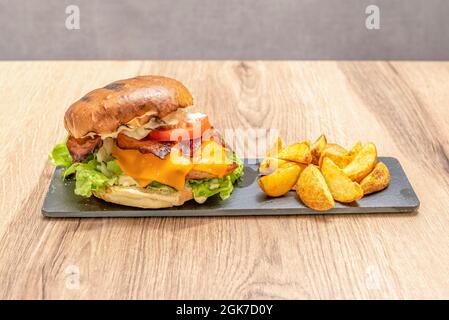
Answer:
[42, 157, 419, 217]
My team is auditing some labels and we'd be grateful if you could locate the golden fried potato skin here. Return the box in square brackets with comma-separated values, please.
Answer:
[259, 157, 289, 175]
[278, 142, 312, 164]
[302, 139, 312, 148]
[281, 161, 306, 170]
[324, 143, 347, 155]
[347, 141, 363, 157]
[258, 164, 303, 197]
[360, 162, 390, 195]
[259, 137, 284, 174]
[310, 135, 327, 165]
[282, 161, 306, 190]
[321, 158, 363, 203]
[343, 142, 377, 182]
[319, 149, 353, 168]
[267, 137, 283, 157]
[296, 165, 334, 211]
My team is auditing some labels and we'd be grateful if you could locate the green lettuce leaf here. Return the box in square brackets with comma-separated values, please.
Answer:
[187, 154, 244, 201]
[74, 161, 117, 197]
[106, 159, 123, 175]
[50, 141, 119, 197]
[229, 154, 244, 184]
[49, 142, 72, 168]
[64, 159, 117, 197]
[147, 181, 177, 193]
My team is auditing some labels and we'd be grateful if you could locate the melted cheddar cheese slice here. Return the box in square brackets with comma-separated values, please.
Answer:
[112, 141, 232, 190]
[112, 144, 193, 190]
[191, 140, 232, 177]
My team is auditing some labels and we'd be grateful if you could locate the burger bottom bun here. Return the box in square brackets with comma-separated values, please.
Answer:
[93, 185, 193, 209]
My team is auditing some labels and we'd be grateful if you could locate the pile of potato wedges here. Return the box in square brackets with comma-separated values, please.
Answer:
[258, 135, 390, 211]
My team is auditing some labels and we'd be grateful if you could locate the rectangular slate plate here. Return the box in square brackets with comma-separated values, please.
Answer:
[42, 157, 419, 217]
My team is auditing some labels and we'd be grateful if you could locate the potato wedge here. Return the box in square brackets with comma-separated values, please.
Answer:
[266, 136, 283, 158]
[318, 149, 353, 168]
[282, 161, 307, 170]
[321, 158, 363, 203]
[310, 135, 327, 165]
[347, 141, 363, 157]
[325, 143, 347, 155]
[287, 162, 308, 191]
[258, 164, 303, 197]
[302, 139, 311, 148]
[259, 157, 289, 175]
[318, 140, 363, 168]
[278, 142, 312, 164]
[360, 162, 390, 195]
[342, 142, 377, 182]
[259, 137, 284, 174]
[296, 165, 335, 211]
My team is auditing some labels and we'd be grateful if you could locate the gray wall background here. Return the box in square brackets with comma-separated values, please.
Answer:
[0, 0, 448, 60]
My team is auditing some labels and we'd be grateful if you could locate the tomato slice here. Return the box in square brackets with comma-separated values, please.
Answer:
[148, 113, 212, 141]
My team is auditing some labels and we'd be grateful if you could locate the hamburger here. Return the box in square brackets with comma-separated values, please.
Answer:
[49, 75, 243, 208]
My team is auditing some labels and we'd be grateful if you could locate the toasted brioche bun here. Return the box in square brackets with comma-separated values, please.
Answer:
[64, 75, 193, 139]
[93, 185, 194, 209]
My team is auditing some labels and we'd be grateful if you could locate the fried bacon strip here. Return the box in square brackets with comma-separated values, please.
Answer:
[116, 133, 173, 159]
[67, 135, 102, 162]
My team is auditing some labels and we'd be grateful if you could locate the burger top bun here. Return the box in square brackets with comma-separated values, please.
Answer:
[64, 75, 193, 138]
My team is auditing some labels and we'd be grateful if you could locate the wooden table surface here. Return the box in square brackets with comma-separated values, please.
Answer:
[0, 61, 448, 299]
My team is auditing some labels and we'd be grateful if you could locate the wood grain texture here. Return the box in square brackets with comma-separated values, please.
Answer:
[0, 61, 448, 299]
